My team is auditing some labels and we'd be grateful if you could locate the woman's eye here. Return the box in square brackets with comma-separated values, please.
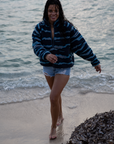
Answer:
[48, 9, 59, 13]
[48, 10, 52, 13]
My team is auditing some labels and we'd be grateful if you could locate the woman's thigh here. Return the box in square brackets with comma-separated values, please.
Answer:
[43, 66, 70, 91]
[50, 74, 69, 100]
[45, 76, 54, 89]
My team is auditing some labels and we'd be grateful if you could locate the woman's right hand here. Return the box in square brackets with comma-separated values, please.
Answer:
[46, 54, 58, 64]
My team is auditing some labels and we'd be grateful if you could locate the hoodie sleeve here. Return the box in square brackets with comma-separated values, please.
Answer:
[32, 23, 51, 60]
[70, 25, 100, 66]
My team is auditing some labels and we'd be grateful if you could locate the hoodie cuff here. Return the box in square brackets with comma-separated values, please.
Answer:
[91, 59, 100, 66]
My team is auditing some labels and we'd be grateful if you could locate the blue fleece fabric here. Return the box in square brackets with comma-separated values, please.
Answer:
[32, 19, 100, 68]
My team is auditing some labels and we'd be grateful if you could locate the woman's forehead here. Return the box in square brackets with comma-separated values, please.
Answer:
[48, 4, 59, 10]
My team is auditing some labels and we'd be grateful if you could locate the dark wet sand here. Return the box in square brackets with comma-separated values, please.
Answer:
[0, 89, 114, 144]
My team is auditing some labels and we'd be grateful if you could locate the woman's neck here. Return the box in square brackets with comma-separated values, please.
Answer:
[50, 22, 54, 27]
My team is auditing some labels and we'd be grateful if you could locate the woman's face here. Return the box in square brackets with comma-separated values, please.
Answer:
[48, 4, 59, 24]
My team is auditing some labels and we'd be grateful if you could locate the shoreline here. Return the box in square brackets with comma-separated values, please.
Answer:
[0, 89, 114, 144]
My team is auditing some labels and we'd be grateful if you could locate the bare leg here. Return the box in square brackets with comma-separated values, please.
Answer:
[45, 74, 69, 139]
[45, 76, 64, 124]
[57, 95, 64, 126]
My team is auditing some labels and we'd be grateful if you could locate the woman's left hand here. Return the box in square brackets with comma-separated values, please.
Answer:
[94, 64, 101, 73]
[46, 54, 58, 64]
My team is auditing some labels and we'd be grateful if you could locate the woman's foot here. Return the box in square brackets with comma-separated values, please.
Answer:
[56, 117, 64, 126]
[49, 127, 57, 140]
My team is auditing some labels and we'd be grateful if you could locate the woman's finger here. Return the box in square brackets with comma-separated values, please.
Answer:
[46, 54, 58, 63]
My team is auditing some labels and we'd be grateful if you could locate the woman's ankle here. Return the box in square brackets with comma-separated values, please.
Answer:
[58, 114, 63, 119]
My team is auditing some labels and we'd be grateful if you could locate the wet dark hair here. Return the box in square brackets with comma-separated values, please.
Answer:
[43, 0, 70, 37]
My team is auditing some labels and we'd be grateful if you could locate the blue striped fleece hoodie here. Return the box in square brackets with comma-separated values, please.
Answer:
[32, 19, 100, 68]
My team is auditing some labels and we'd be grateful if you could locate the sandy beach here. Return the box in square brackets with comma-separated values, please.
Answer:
[0, 88, 114, 144]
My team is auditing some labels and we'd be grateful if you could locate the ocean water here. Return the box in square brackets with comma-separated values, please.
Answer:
[0, 0, 114, 104]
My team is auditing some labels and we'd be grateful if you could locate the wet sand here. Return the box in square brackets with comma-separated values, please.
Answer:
[0, 89, 114, 144]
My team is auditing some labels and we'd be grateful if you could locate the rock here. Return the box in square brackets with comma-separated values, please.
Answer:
[67, 110, 114, 144]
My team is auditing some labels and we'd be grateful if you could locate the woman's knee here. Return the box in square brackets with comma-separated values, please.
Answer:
[50, 94, 59, 105]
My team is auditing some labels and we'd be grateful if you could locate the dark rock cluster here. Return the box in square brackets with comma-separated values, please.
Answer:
[67, 110, 114, 144]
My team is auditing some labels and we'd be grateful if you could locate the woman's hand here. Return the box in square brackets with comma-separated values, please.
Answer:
[46, 54, 58, 64]
[94, 64, 101, 73]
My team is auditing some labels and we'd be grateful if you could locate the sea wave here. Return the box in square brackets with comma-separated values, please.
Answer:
[0, 73, 114, 105]
[0, 73, 114, 93]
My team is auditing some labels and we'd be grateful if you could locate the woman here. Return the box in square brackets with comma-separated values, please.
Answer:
[32, 0, 101, 140]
